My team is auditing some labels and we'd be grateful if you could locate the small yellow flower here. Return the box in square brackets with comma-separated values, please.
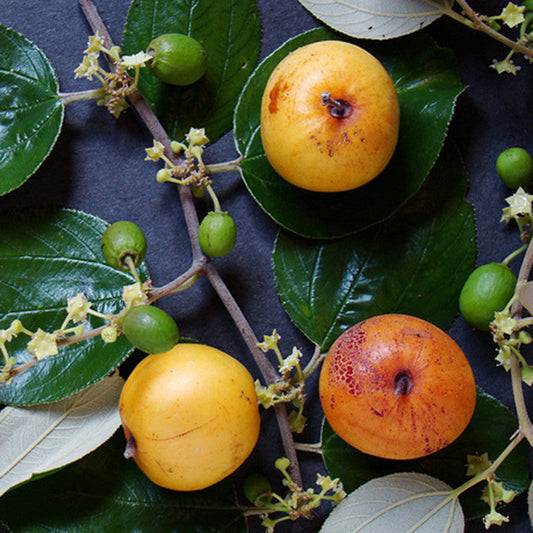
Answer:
[101, 325, 118, 344]
[492, 311, 518, 336]
[466, 452, 491, 476]
[501, 187, 533, 221]
[67, 293, 92, 323]
[85, 33, 104, 53]
[257, 330, 281, 352]
[74, 52, 100, 80]
[279, 347, 302, 374]
[483, 508, 509, 528]
[491, 58, 521, 75]
[27, 329, 59, 360]
[121, 51, 153, 69]
[145, 140, 166, 162]
[122, 282, 147, 308]
[186, 127, 209, 147]
[500, 2, 525, 28]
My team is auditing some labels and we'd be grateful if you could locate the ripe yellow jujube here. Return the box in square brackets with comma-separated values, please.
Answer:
[119, 343, 260, 491]
[260, 40, 400, 193]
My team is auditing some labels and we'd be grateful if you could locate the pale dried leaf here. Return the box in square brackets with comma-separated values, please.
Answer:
[518, 281, 533, 316]
[0, 373, 123, 496]
[298, 0, 448, 39]
[320, 472, 464, 532]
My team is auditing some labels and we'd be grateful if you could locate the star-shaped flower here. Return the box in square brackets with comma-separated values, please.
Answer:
[27, 329, 59, 360]
[121, 51, 153, 69]
[145, 140, 166, 162]
[500, 2, 525, 28]
[67, 293, 92, 323]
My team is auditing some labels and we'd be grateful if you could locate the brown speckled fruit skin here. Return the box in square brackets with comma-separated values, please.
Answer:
[319, 314, 477, 460]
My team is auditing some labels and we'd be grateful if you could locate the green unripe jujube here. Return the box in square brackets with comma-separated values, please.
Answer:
[242, 473, 272, 505]
[121, 304, 179, 354]
[101, 221, 147, 271]
[198, 212, 237, 257]
[496, 147, 533, 190]
[459, 262, 517, 331]
[147, 33, 207, 86]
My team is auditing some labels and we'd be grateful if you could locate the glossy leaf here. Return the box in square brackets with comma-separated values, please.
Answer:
[321, 388, 530, 519]
[272, 142, 476, 351]
[298, 0, 447, 40]
[122, 0, 261, 143]
[320, 472, 464, 533]
[0, 432, 246, 533]
[234, 28, 463, 239]
[0, 25, 63, 195]
[0, 374, 123, 497]
[0, 208, 147, 406]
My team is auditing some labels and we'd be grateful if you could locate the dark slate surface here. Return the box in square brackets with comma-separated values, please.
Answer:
[0, 1, 532, 532]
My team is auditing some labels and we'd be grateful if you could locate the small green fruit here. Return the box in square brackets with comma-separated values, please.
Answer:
[496, 147, 533, 190]
[101, 221, 147, 271]
[121, 304, 179, 354]
[198, 212, 236, 257]
[242, 473, 272, 505]
[147, 33, 207, 86]
[459, 262, 517, 330]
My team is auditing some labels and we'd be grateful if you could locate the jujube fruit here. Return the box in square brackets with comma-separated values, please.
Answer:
[198, 211, 236, 257]
[119, 343, 260, 491]
[242, 472, 272, 505]
[121, 304, 179, 354]
[101, 220, 147, 271]
[459, 262, 517, 331]
[319, 314, 476, 460]
[147, 33, 207, 86]
[260, 40, 400, 193]
[496, 147, 533, 190]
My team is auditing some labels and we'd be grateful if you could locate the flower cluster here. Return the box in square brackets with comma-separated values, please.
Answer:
[491, 187, 533, 383]
[486, 2, 533, 74]
[257, 457, 346, 532]
[501, 187, 533, 239]
[75, 32, 153, 117]
[145, 127, 210, 189]
[0, 280, 150, 383]
[466, 453, 516, 529]
[255, 330, 308, 433]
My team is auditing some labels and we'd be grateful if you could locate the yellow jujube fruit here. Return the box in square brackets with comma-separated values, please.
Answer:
[119, 343, 260, 491]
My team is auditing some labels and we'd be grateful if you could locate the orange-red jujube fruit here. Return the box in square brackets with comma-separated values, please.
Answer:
[319, 314, 477, 460]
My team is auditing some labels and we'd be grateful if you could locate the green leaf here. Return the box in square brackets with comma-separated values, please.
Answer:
[0, 432, 246, 533]
[234, 28, 464, 239]
[321, 388, 530, 520]
[0, 208, 147, 406]
[320, 472, 464, 533]
[0, 25, 63, 196]
[272, 142, 476, 351]
[121, 0, 261, 143]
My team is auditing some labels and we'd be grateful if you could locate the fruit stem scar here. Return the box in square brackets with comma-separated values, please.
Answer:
[394, 370, 413, 395]
[320, 92, 352, 119]
[123, 435, 137, 459]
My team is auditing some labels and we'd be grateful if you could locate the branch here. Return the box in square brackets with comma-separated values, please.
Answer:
[78, 0, 303, 486]
[454, 0, 533, 59]
[509, 237, 533, 446]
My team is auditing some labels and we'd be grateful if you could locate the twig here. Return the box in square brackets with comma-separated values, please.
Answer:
[454, 0, 533, 59]
[509, 238, 533, 446]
